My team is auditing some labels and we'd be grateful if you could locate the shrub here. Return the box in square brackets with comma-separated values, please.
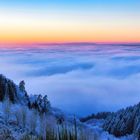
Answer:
[13, 105, 27, 128]
[2, 99, 11, 124]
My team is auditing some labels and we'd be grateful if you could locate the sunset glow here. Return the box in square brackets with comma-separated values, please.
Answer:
[0, 0, 140, 44]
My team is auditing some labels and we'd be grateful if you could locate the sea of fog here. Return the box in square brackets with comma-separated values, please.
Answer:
[0, 44, 140, 116]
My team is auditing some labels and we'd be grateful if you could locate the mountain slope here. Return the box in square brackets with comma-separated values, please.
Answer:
[0, 74, 50, 113]
[103, 103, 140, 139]
[0, 74, 136, 140]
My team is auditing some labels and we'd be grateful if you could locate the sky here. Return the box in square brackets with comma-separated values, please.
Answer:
[0, 0, 140, 44]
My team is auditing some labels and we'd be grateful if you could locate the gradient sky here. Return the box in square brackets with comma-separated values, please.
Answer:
[0, 0, 140, 44]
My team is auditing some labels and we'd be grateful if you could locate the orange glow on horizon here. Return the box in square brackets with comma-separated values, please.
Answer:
[0, 8, 140, 45]
[0, 31, 140, 45]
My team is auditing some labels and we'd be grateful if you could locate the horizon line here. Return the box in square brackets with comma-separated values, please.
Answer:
[0, 41, 140, 46]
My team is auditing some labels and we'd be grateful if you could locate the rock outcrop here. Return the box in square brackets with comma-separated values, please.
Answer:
[0, 74, 50, 113]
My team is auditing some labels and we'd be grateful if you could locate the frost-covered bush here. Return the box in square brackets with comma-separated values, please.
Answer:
[0, 100, 134, 140]
[27, 110, 38, 134]
[2, 99, 11, 124]
[0, 127, 15, 140]
[12, 105, 28, 128]
[78, 126, 99, 140]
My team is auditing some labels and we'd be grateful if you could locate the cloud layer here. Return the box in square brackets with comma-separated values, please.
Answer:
[0, 44, 140, 116]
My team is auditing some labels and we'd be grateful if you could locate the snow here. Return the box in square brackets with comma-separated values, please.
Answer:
[0, 74, 138, 140]
[84, 119, 136, 140]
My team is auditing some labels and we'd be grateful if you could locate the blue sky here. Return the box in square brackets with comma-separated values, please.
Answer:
[0, 0, 140, 10]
